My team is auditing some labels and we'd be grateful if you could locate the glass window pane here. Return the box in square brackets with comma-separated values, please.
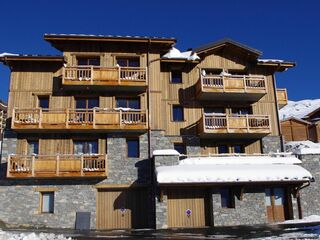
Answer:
[173, 106, 184, 121]
[88, 141, 98, 154]
[42, 192, 54, 213]
[265, 188, 272, 206]
[218, 145, 228, 154]
[38, 97, 49, 109]
[204, 107, 225, 114]
[28, 141, 39, 155]
[274, 188, 285, 206]
[117, 59, 128, 67]
[234, 145, 244, 153]
[171, 71, 182, 83]
[89, 58, 100, 66]
[127, 139, 139, 158]
[77, 58, 88, 66]
[128, 99, 140, 109]
[128, 59, 139, 67]
[116, 98, 127, 108]
[88, 99, 99, 108]
[232, 107, 252, 115]
[76, 99, 87, 109]
[220, 189, 233, 208]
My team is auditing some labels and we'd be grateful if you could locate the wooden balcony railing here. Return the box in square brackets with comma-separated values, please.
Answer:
[198, 113, 271, 135]
[276, 88, 288, 108]
[12, 108, 148, 130]
[196, 73, 267, 101]
[201, 74, 266, 91]
[62, 66, 147, 86]
[7, 154, 107, 178]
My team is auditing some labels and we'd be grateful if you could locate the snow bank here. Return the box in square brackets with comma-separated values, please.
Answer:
[162, 47, 200, 61]
[153, 149, 180, 156]
[156, 164, 312, 184]
[180, 156, 301, 165]
[281, 215, 320, 224]
[286, 141, 320, 155]
[0, 230, 71, 240]
[0, 52, 19, 57]
[279, 99, 320, 120]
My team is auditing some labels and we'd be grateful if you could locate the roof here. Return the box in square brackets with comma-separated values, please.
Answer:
[193, 38, 262, 57]
[0, 54, 65, 62]
[279, 99, 320, 121]
[281, 117, 312, 125]
[257, 59, 296, 71]
[44, 33, 176, 44]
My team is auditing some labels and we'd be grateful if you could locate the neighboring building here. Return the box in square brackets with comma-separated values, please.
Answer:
[0, 100, 7, 138]
[0, 34, 313, 229]
[280, 99, 320, 142]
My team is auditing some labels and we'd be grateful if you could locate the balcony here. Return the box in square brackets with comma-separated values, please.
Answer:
[196, 74, 267, 102]
[276, 88, 288, 109]
[7, 154, 107, 178]
[197, 113, 271, 138]
[12, 108, 147, 131]
[62, 66, 147, 90]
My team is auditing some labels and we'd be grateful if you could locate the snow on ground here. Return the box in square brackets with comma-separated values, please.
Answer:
[286, 141, 320, 155]
[0, 230, 71, 240]
[281, 215, 320, 224]
[279, 99, 320, 120]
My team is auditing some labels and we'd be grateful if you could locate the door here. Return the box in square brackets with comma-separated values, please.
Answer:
[265, 188, 289, 222]
[167, 188, 210, 228]
[96, 188, 149, 229]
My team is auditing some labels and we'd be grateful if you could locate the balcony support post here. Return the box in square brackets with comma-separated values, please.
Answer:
[80, 155, 84, 176]
[31, 155, 35, 177]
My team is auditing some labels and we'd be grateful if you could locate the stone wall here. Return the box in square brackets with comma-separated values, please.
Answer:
[296, 154, 320, 217]
[212, 187, 267, 226]
[1, 130, 17, 163]
[261, 136, 282, 153]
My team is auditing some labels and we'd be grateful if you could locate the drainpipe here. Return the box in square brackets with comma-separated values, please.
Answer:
[295, 181, 311, 219]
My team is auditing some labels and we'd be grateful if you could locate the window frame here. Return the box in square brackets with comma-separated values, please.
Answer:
[40, 191, 55, 214]
[126, 138, 140, 158]
[116, 57, 140, 67]
[75, 97, 99, 110]
[73, 140, 99, 155]
[116, 97, 140, 109]
[76, 56, 101, 66]
[172, 105, 184, 122]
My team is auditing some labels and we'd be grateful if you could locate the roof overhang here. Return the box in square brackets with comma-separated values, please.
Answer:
[257, 61, 296, 72]
[0, 55, 65, 68]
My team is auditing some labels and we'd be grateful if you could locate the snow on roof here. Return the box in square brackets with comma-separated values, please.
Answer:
[258, 59, 284, 63]
[279, 99, 320, 120]
[162, 47, 200, 61]
[180, 156, 302, 165]
[0, 52, 19, 57]
[285, 141, 320, 155]
[156, 164, 312, 184]
[153, 149, 180, 156]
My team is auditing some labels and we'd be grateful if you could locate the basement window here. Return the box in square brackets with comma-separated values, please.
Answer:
[127, 138, 139, 158]
[40, 192, 54, 213]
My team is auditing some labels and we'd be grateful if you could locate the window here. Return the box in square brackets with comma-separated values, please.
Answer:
[116, 57, 140, 67]
[38, 96, 49, 109]
[74, 141, 98, 154]
[234, 145, 245, 154]
[218, 145, 229, 154]
[116, 98, 140, 109]
[232, 107, 252, 115]
[77, 57, 100, 66]
[41, 192, 54, 213]
[174, 143, 186, 155]
[28, 140, 39, 155]
[171, 71, 182, 83]
[75, 98, 99, 109]
[172, 105, 184, 121]
[220, 188, 235, 208]
[127, 138, 139, 158]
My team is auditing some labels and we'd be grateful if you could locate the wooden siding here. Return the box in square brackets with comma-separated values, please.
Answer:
[167, 188, 210, 228]
[281, 119, 310, 142]
[96, 188, 149, 229]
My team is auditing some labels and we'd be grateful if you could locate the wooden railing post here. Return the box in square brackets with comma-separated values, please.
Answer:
[31, 155, 35, 177]
[11, 108, 15, 129]
[7, 155, 11, 177]
[66, 108, 69, 129]
[243, 75, 247, 92]
[62, 67, 65, 84]
[38, 108, 42, 128]
[90, 66, 94, 84]
[119, 110, 122, 127]
[222, 76, 225, 92]
[56, 154, 60, 176]
[105, 154, 108, 176]
[118, 66, 121, 84]
[93, 108, 96, 129]
[226, 114, 229, 133]
[246, 114, 250, 132]
[80, 155, 84, 176]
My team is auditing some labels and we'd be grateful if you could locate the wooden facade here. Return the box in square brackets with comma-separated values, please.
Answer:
[276, 88, 288, 109]
[281, 118, 313, 142]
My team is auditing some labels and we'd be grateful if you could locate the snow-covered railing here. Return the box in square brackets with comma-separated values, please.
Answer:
[62, 66, 147, 85]
[200, 74, 266, 91]
[12, 108, 147, 129]
[202, 113, 271, 132]
[7, 154, 108, 178]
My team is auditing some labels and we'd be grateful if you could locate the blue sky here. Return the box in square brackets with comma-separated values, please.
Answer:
[0, 0, 319, 102]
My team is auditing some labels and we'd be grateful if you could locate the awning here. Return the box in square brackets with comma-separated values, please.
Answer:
[156, 160, 313, 185]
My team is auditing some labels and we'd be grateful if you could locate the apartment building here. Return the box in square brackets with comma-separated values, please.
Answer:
[0, 34, 313, 229]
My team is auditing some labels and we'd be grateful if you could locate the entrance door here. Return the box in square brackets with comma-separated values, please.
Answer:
[167, 188, 210, 228]
[265, 188, 288, 222]
[96, 188, 149, 229]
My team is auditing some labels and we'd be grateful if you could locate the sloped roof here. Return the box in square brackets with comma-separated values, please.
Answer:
[193, 38, 262, 57]
[281, 117, 312, 125]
